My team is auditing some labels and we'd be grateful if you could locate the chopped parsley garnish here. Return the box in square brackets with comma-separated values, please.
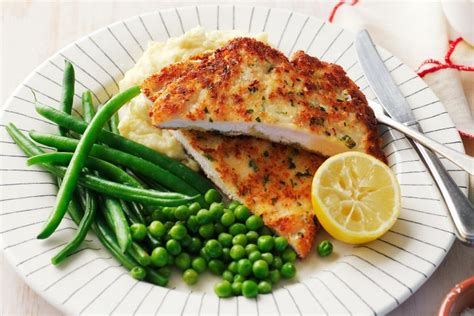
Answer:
[255, 117, 261, 122]
[209, 118, 213, 122]
[248, 86, 258, 93]
[204, 106, 209, 113]
[310, 117, 324, 126]
[263, 174, 270, 185]
[288, 158, 296, 169]
[296, 169, 311, 177]
[263, 150, 269, 157]
[248, 159, 259, 172]
[271, 197, 278, 205]
[319, 106, 327, 112]
[204, 153, 214, 161]
[340, 135, 356, 149]
[246, 109, 254, 114]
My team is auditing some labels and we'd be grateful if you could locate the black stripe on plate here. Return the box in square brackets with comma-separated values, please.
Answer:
[109, 280, 140, 315]
[248, 7, 254, 32]
[3, 227, 77, 250]
[232, 5, 235, 30]
[377, 239, 437, 266]
[333, 41, 354, 64]
[401, 195, 439, 201]
[256, 294, 260, 316]
[282, 287, 302, 316]
[389, 63, 403, 73]
[386, 147, 413, 159]
[107, 27, 136, 63]
[74, 43, 120, 89]
[139, 16, 154, 41]
[0, 194, 57, 202]
[236, 295, 240, 315]
[300, 282, 328, 315]
[23, 83, 59, 103]
[306, 21, 325, 52]
[196, 6, 202, 27]
[216, 5, 219, 30]
[388, 230, 447, 252]
[277, 12, 293, 49]
[132, 284, 154, 316]
[61, 264, 122, 304]
[0, 220, 47, 234]
[34, 71, 82, 99]
[3, 109, 56, 126]
[288, 16, 309, 56]
[158, 11, 171, 38]
[311, 275, 351, 314]
[404, 86, 429, 98]
[174, 8, 185, 34]
[262, 8, 271, 32]
[0, 153, 28, 158]
[382, 136, 406, 149]
[0, 182, 56, 187]
[383, 55, 394, 63]
[88, 37, 125, 77]
[402, 207, 447, 218]
[180, 290, 192, 316]
[399, 183, 433, 187]
[79, 272, 128, 315]
[320, 29, 344, 60]
[59, 53, 112, 98]
[398, 75, 418, 86]
[353, 73, 365, 83]
[198, 292, 205, 316]
[16, 241, 69, 266]
[338, 261, 399, 305]
[343, 254, 413, 293]
[270, 292, 281, 315]
[154, 288, 172, 315]
[397, 217, 455, 234]
[417, 111, 448, 122]
[388, 159, 420, 169]
[322, 270, 376, 315]
[357, 246, 428, 277]
[123, 21, 144, 52]
[394, 170, 427, 175]
[345, 60, 358, 72]
[0, 167, 50, 174]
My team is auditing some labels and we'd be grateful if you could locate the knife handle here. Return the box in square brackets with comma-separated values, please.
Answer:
[411, 139, 474, 246]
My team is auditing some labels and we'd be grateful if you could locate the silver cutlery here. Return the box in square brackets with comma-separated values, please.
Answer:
[355, 30, 474, 246]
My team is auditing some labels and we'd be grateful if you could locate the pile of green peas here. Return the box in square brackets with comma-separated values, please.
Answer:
[128, 188, 298, 298]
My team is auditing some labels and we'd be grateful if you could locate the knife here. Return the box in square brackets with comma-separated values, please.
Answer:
[355, 30, 474, 246]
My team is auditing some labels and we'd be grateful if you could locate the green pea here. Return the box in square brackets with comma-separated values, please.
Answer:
[252, 260, 269, 279]
[259, 226, 272, 236]
[246, 215, 263, 231]
[228, 261, 238, 274]
[166, 239, 182, 256]
[222, 247, 231, 262]
[221, 211, 235, 227]
[186, 215, 199, 233]
[237, 259, 252, 277]
[130, 266, 146, 280]
[274, 236, 288, 252]
[199, 223, 215, 239]
[158, 266, 172, 277]
[269, 269, 280, 284]
[214, 280, 232, 298]
[257, 235, 274, 252]
[151, 209, 167, 222]
[188, 202, 201, 215]
[168, 255, 175, 266]
[170, 224, 187, 240]
[130, 223, 147, 242]
[148, 221, 166, 238]
[230, 245, 246, 260]
[228, 201, 240, 211]
[232, 281, 243, 295]
[199, 248, 211, 262]
[229, 223, 247, 236]
[164, 221, 174, 232]
[180, 234, 192, 247]
[205, 239, 223, 258]
[234, 205, 251, 222]
[280, 262, 297, 279]
[242, 280, 258, 298]
[222, 270, 234, 282]
[282, 248, 297, 263]
[162, 207, 176, 221]
[196, 209, 212, 225]
[248, 251, 262, 263]
[192, 257, 207, 273]
[233, 274, 245, 283]
[208, 259, 225, 275]
[151, 247, 168, 267]
[218, 233, 233, 247]
[175, 205, 190, 220]
[187, 237, 202, 254]
[182, 268, 199, 285]
[246, 231, 259, 244]
[214, 223, 225, 235]
[175, 253, 192, 270]
[205, 189, 222, 204]
[257, 280, 272, 294]
[317, 240, 333, 257]
[232, 234, 248, 246]
[272, 256, 283, 269]
[261, 253, 273, 265]
[209, 202, 224, 221]
[245, 244, 258, 255]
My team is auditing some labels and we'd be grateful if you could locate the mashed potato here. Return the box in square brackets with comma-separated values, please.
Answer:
[118, 27, 267, 169]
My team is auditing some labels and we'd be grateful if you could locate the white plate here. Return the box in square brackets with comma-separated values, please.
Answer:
[0, 5, 468, 315]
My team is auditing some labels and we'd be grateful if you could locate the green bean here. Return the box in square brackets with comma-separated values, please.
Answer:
[29, 131, 200, 198]
[37, 86, 140, 239]
[81, 91, 96, 123]
[34, 103, 214, 194]
[58, 60, 75, 136]
[119, 200, 145, 225]
[103, 198, 132, 252]
[127, 242, 151, 266]
[51, 190, 97, 265]
[109, 113, 120, 134]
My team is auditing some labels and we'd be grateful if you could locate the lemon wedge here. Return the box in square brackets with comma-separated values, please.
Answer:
[311, 152, 401, 244]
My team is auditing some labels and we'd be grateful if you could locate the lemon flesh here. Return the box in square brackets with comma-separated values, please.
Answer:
[312, 152, 401, 244]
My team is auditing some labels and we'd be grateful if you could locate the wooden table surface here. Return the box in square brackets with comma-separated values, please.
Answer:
[1, 1, 473, 315]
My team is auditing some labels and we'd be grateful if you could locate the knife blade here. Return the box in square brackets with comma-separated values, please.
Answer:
[355, 29, 474, 246]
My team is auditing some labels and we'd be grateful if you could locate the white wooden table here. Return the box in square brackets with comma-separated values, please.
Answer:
[1, 1, 473, 315]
